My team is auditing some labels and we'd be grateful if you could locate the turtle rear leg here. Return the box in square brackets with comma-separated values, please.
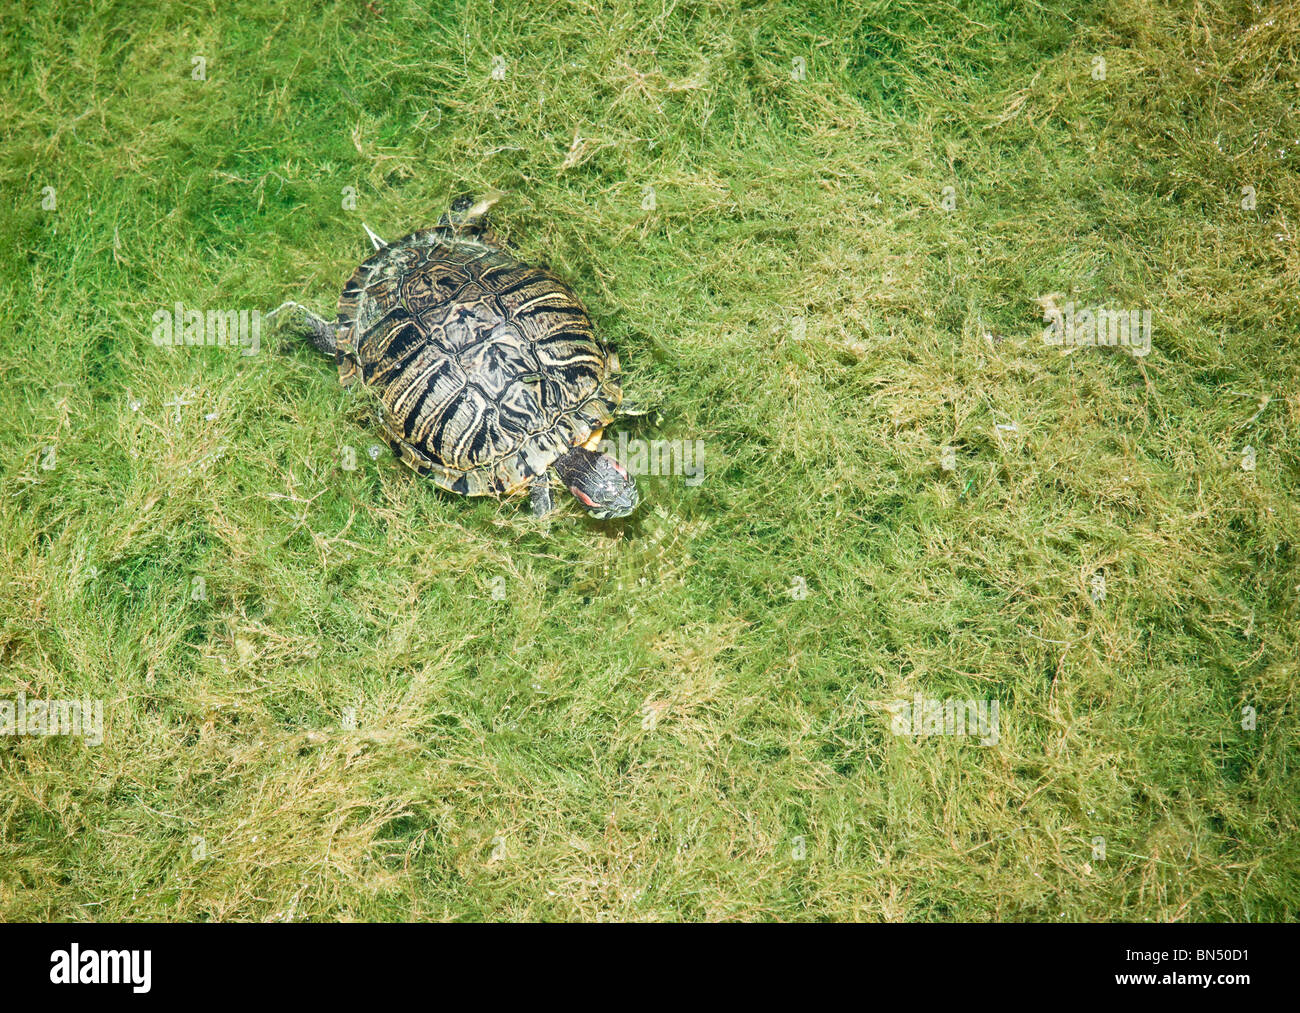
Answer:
[267, 301, 338, 355]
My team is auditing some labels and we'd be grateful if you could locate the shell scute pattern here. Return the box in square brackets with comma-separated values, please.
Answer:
[334, 229, 621, 497]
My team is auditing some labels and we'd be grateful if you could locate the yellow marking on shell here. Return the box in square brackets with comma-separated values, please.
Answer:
[582, 427, 605, 451]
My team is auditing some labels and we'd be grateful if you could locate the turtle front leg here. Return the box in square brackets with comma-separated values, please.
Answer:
[530, 474, 555, 517]
[267, 301, 338, 355]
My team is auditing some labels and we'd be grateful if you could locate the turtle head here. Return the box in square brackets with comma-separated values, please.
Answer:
[440, 192, 503, 231]
[553, 446, 639, 520]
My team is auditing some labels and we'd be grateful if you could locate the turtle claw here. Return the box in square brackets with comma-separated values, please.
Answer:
[362, 222, 387, 250]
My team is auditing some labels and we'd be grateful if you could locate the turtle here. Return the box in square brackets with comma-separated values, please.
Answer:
[270, 195, 639, 519]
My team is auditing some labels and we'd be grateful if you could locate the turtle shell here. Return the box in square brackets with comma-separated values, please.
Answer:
[334, 228, 621, 497]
